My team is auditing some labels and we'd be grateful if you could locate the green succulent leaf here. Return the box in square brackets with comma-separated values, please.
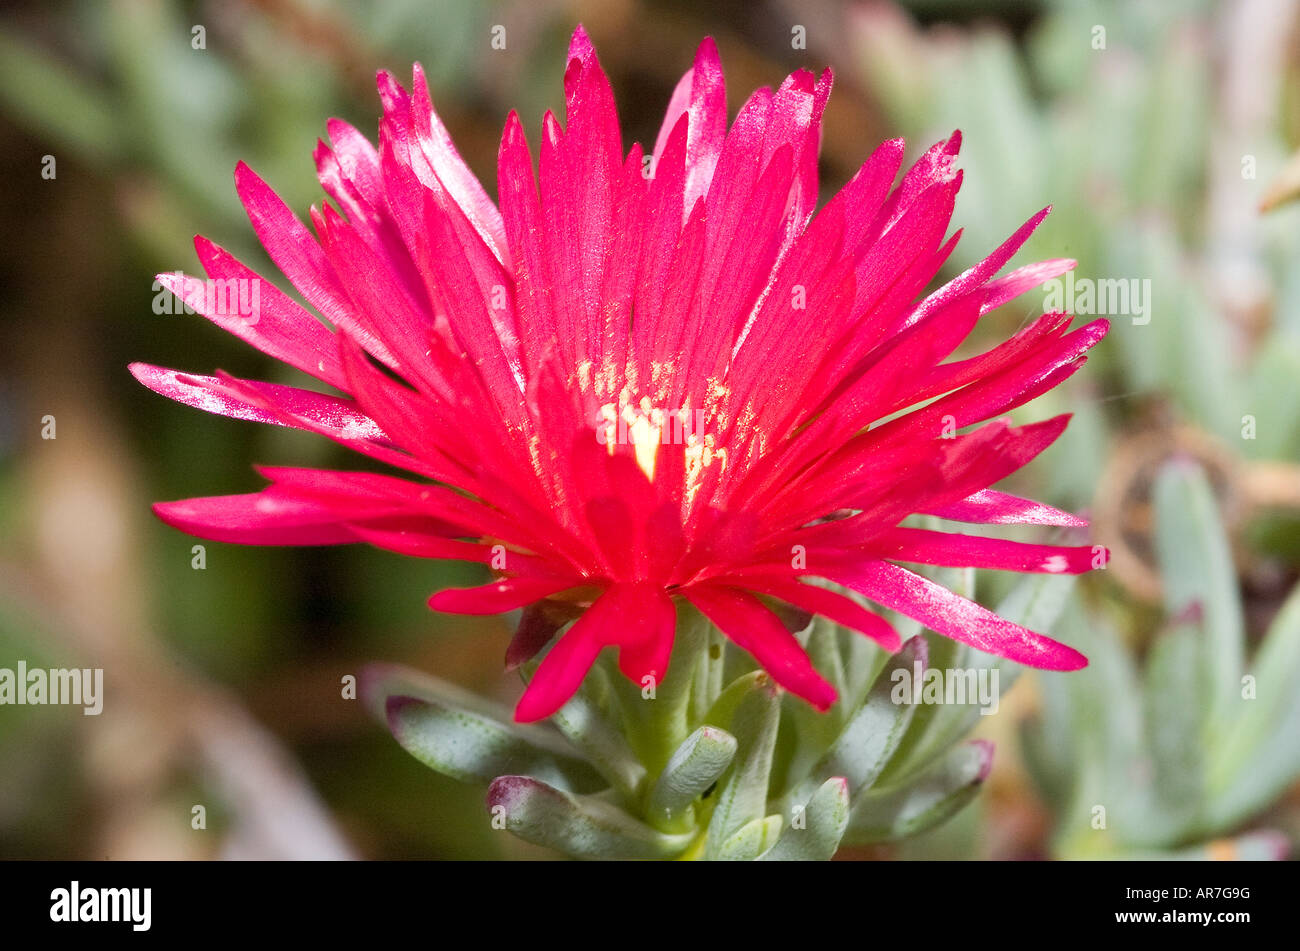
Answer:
[702, 669, 767, 727]
[551, 684, 647, 802]
[1142, 610, 1207, 839]
[714, 814, 784, 861]
[362, 663, 605, 793]
[646, 726, 737, 834]
[782, 617, 851, 765]
[882, 572, 1074, 783]
[704, 676, 781, 855]
[793, 635, 926, 803]
[761, 777, 851, 861]
[845, 739, 993, 844]
[486, 776, 694, 860]
[1034, 606, 1151, 854]
[1152, 460, 1244, 737]
[1210, 583, 1300, 827]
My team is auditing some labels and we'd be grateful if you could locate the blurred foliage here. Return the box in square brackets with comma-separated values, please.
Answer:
[1023, 461, 1300, 858]
[0, 0, 1298, 859]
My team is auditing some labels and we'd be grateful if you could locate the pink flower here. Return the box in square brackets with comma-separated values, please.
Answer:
[133, 28, 1108, 722]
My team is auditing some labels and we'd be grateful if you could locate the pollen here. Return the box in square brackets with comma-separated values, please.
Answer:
[629, 412, 662, 480]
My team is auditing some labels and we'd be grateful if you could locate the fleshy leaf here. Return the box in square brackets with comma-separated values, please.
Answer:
[551, 683, 647, 803]
[704, 675, 781, 856]
[789, 635, 926, 805]
[646, 726, 738, 834]
[1211, 582, 1300, 827]
[1152, 460, 1244, 739]
[1142, 609, 1206, 840]
[362, 664, 605, 793]
[761, 777, 851, 861]
[780, 616, 851, 782]
[845, 739, 993, 843]
[486, 776, 694, 859]
[881, 571, 1074, 783]
[715, 814, 784, 861]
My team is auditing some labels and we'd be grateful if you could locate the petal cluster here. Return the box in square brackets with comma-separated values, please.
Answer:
[134, 28, 1108, 722]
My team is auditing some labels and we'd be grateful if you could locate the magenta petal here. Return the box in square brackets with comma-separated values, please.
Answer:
[728, 574, 902, 652]
[429, 577, 581, 616]
[160, 237, 348, 388]
[513, 583, 674, 722]
[345, 525, 494, 563]
[610, 584, 677, 685]
[827, 560, 1088, 670]
[908, 206, 1051, 329]
[513, 609, 606, 723]
[129, 363, 384, 440]
[870, 527, 1104, 574]
[653, 35, 726, 217]
[152, 486, 415, 546]
[686, 584, 838, 710]
[233, 162, 361, 338]
[923, 488, 1089, 528]
[409, 62, 511, 266]
[981, 258, 1076, 315]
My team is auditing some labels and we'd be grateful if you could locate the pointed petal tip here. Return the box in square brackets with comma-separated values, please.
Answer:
[151, 498, 193, 530]
[567, 23, 595, 64]
[875, 628, 904, 653]
[512, 687, 563, 724]
[426, 590, 455, 613]
[1038, 643, 1088, 671]
[375, 69, 408, 110]
[811, 682, 839, 711]
[784, 67, 817, 93]
[232, 160, 257, 189]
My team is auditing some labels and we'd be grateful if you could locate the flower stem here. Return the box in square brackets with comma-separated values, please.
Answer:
[613, 606, 713, 779]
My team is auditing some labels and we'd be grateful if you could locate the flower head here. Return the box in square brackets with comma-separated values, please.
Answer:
[133, 27, 1108, 722]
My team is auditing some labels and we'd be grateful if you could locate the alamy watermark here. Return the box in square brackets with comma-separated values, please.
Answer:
[1043, 271, 1151, 325]
[593, 405, 708, 447]
[152, 271, 261, 325]
[50, 882, 150, 931]
[0, 661, 103, 715]
[891, 660, 1000, 716]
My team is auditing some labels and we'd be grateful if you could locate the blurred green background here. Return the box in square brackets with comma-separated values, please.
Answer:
[2, 0, 1299, 859]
